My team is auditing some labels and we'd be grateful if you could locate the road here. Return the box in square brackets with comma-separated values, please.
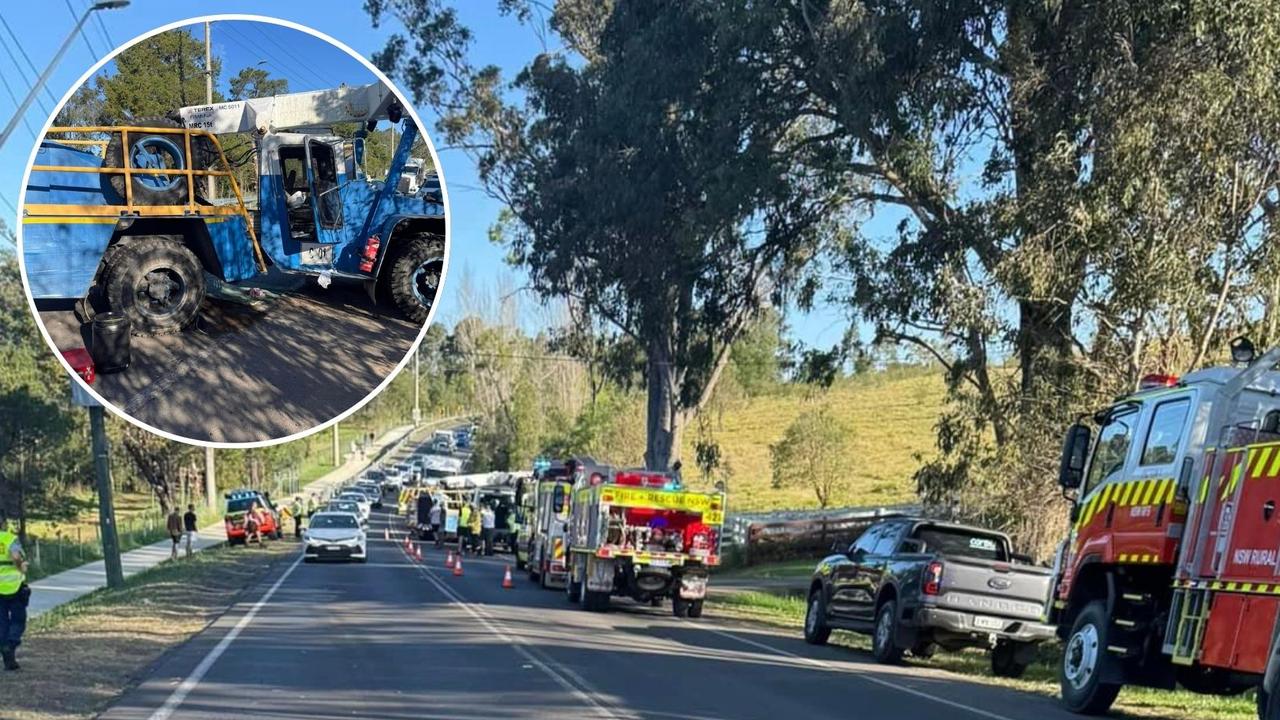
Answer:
[36, 268, 421, 443]
[97, 505, 1168, 720]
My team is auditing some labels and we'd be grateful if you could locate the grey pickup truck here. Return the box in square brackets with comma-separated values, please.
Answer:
[803, 517, 1055, 677]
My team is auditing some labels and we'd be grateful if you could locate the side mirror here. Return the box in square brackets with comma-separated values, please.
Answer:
[553, 485, 567, 514]
[847, 546, 866, 560]
[1058, 423, 1092, 490]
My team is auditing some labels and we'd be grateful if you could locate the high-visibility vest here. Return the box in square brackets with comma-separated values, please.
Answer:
[291, 501, 303, 518]
[0, 531, 25, 596]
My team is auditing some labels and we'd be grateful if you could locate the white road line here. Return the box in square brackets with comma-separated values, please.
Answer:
[394, 535, 633, 719]
[702, 626, 1020, 720]
[148, 553, 304, 720]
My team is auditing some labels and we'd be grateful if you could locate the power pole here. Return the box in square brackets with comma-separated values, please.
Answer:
[332, 422, 340, 466]
[204, 446, 217, 510]
[204, 20, 216, 199]
[90, 406, 124, 589]
[413, 347, 421, 425]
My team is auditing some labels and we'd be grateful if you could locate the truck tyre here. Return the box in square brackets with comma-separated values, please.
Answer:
[672, 597, 688, 618]
[384, 235, 443, 323]
[872, 600, 904, 664]
[104, 117, 207, 206]
[1060, 601, 1122, 715]
[804, 588, 832, 645]
[687, 599, 704, 619]
[991, 641, 1030, 679]
[100, 236, 206, 335]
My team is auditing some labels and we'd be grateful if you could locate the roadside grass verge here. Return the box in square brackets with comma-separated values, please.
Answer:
[2, 540, 296, 720]
[713, 558, 816, 580]
[709, 591, 1254, 720]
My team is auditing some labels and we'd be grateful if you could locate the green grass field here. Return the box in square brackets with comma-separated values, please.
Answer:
[683, 367, 945, 512]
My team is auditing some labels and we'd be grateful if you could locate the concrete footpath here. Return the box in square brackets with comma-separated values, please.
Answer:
[26, 423, 423, 618]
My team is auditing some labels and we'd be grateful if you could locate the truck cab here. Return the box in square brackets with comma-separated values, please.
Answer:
[1051, 341, 1280, 714]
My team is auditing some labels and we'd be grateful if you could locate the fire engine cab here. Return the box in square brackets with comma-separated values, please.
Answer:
[1051, 338, 1280, 716]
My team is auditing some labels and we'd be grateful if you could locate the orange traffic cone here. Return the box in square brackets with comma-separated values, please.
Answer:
[453, 555, 464, 577]
[415, 545, 423, 562]
[445, 550, 454, 569]
[502, 565, 514, 589]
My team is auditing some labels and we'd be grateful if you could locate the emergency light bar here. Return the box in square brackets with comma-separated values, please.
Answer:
[1138, 374, 1180, 390]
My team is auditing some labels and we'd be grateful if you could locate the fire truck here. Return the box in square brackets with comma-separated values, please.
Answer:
[516, 460, 574, 588]
[565, 461, 725, 617]
[1049, 338, 1280, 716]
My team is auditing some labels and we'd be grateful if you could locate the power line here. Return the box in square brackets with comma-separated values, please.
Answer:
[240, 22, 331, 90]
[0, 61, 38, 142]
[0, 14, 59, 109]
[0, 33, 50, 119]
[63, 0, 99, 58]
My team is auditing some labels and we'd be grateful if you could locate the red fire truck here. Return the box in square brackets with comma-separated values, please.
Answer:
[1050, 338, 1280, 716]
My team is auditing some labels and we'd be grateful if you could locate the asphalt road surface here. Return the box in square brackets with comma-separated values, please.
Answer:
[36, 268, 421, 443]
[97, 506, 1175, 720]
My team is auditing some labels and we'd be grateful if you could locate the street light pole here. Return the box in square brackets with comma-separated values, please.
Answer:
[0, 1, 131, 152]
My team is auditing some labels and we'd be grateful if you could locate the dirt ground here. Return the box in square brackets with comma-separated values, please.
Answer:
[37, 269, 422, 443]
[2, 541, 296, 720]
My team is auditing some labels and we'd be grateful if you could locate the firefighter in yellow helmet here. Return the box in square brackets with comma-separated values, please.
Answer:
[0, 515, 31, 671]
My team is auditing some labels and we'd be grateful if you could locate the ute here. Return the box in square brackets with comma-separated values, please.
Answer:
[224, 489, 280, 544]
[23, 83, 444, 334]
[564, 461, 725, 617]
[1049, 339, 1280, 717]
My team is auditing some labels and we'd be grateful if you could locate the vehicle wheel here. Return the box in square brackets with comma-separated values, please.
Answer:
[992, 641, 1030, 679]
[673, 596, 691, 619]
[540, 561, 551, 590]
[804, 589, 832, 645]
[1060, 600, 1122, 715]
[872, 600, 904, 664]
[104, 117, 204, 206]
[100, 236, 206, 335]
[567, 569, 582, 603]
[687, 599, 704, 619]
[384, 235, 443, 323]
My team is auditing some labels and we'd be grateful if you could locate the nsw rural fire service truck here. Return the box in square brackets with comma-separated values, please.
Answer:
[1050, 338, 1280, 716]
[565, 462, 725, 617]
[22, 83, 444, 334]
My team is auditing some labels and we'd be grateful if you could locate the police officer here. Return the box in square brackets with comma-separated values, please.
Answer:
[0, 517, 31, 671]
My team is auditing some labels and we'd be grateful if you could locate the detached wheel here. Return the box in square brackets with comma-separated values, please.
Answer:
[1060, 601, 1121, 715]
[100, 236, 205, 335]
[804, 589, 832, 645]
[384, 235, 443, 323]
[992, 641, 1030, 679]
[872, 600, 904, 664]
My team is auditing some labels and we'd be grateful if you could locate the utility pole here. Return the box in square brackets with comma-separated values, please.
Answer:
[413, 346, 421, 425]
[0, 1, 130, 152]
[332, 422, 340, 466]
[204, 20, 216, 199]
[204, 446, 217, 510]
[90, 406, 124, 589]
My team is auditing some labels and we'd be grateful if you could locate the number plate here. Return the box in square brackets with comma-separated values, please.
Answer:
[973, 615, 1005, 631]
[648, 559, 671, 568]
[326, 545, 343, 551]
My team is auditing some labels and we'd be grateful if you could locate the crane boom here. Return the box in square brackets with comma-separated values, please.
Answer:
[177, 82, 397, 135]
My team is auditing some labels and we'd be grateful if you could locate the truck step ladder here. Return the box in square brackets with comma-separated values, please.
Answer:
[1169, 587, 1210, 666]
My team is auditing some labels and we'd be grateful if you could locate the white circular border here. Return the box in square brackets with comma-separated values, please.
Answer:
[14, 13, 452, 449]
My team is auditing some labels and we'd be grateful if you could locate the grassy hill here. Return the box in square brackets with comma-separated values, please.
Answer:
[682, 367, 946, 512]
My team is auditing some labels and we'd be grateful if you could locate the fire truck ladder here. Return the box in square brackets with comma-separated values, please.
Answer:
[1168, 586, 1211, 665]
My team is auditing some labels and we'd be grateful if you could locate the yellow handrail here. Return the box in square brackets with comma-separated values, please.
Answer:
[32, 125, 267, 273]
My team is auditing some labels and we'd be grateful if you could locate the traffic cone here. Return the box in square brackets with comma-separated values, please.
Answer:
[415, 545, 423, 562]
[502, 565, 514, 589]
[453, 555, 463, 577]
[384, 528, 389, 541]
[445, 550, 454, 569]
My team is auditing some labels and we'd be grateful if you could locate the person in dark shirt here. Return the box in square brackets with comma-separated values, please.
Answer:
[182, 505, 199, 558]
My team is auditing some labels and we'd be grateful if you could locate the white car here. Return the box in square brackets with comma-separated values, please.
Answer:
[303, 512, 367, 563]
[327, 499, 368, 525]
[337, 491, 372, 519]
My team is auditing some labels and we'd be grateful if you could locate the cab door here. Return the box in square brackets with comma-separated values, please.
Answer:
[304, 137, 346, 246]
[1111, 392, 1194, 564]
[849, 522, 903, 622]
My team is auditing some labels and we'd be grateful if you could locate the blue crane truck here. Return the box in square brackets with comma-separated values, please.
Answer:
[21, 83, 445, 334]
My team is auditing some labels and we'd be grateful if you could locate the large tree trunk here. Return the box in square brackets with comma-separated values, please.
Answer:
[644, 336, 684, 471]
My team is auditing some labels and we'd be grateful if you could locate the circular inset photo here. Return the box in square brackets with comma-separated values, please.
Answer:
[17, 16, 448, 445]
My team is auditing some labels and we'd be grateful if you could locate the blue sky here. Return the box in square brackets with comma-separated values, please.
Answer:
[0, 0, 856, 352]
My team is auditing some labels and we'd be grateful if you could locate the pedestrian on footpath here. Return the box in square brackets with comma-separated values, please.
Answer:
[480, 504, 496, 556]
[182, 504, 199, 558]
[0, 517, 31, 671]
[289, 497, 304, 539]
[167, 507, 183, 560]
